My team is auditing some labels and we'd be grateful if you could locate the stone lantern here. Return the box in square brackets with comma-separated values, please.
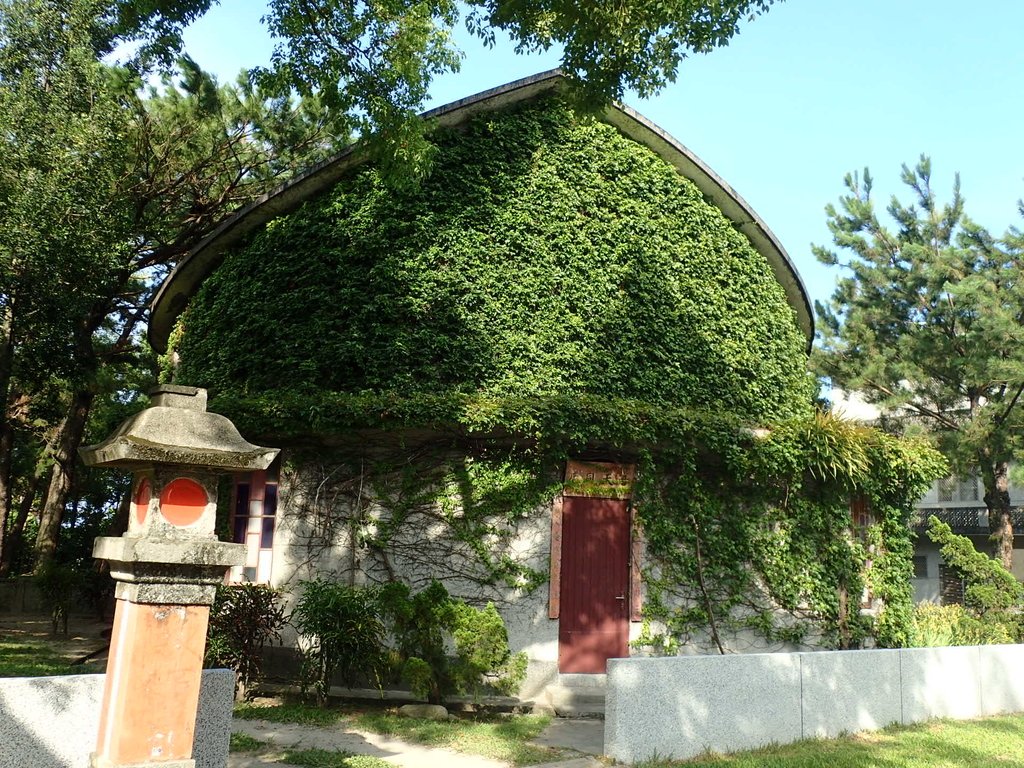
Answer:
[80, 385, 278, 768]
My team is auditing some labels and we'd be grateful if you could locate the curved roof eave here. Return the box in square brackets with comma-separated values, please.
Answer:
[149, 70, 814, 353]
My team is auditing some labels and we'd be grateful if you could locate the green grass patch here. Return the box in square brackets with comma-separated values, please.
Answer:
[352, 712, 557, 767]
[635, 713, 1024, 767]
[228, 733, 266, 753]
[280, 748, 391, 768]
[0, 636, 101, 677]
[234, 701, 347, 727]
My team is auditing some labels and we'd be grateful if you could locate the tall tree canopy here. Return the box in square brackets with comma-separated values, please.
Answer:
[0, 0, 345, 569]
[0, 0, 783, 567]
[814, 157, 1024, 569]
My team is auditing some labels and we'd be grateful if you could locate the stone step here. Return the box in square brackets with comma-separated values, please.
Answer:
[545, 674, 607, 717]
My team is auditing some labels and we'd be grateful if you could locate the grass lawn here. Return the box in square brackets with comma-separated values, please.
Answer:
[637, 714, 1024, 767]
[234, 700, 559, 766]
[0, 635, 102, 677]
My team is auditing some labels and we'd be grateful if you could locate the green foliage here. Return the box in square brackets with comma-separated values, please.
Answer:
[205, 584, 288, 699]
[174, 98, 946, 654]
[292, 580, 387, 704]
[814, 157, 1024, 567]
[636, 413, 944, 651]
[234, 701, 346, 726]
[378, 580, 525, 703]
[255, 0, 779, 176]
[0, 0, 349, 570]
[451, 601, 526, 698]
[636, 713, 1024, 767]
[911, 603, 1017, 647]
[400, 657, 436, 701]
[279, 749, 391, 768]
[927, 517, 1024, 615]
[228, 733, 266, 753]
[176, 98, 812, 426]
[351, 711, 554, 766]
[379, 580, 456, 703]
[0, 633, 103, 677]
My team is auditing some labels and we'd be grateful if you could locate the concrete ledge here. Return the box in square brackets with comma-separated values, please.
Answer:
[606, 654, 801, 764]
[980, 644, 1024, 715]
[900, 646, 981, 722]
[606, 644, 1024, 763]
[801, 648, 901, 738]
[0, 669, 233, 768]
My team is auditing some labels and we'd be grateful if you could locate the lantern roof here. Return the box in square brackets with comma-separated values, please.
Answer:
[79, 385, 278, 471]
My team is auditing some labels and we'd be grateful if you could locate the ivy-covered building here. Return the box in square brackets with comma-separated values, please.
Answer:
[149, 72, 939, 705]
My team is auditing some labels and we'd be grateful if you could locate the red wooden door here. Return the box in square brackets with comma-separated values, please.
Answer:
[558, 496, 630, 673]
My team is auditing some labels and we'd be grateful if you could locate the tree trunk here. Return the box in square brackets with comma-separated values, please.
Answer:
[0, 467, 43, 576]
[34, 388, 94, 566]
[981, 459, 1014, 571]
[0, 297, 17, 569]
[0, 423, 11, 574]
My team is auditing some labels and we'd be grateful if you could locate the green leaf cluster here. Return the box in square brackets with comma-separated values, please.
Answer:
[205, 583, 288, 700]
[292, 579, 388, 704]
[174, 99, 944, 651]
[926, 517, 1024, 615]
[175, 97, 812, 424]
[814, 156, 1024, 568]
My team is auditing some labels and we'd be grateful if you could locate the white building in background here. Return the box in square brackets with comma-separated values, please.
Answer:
[830, 389, 1024, 603]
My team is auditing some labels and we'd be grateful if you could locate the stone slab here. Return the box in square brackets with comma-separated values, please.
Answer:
[900, 646, 981, 723]
[605, 653, 801, 763]
[979, 644, 1024, 715]
[0, 668, 234, 768]
[801, 649, 902, 738]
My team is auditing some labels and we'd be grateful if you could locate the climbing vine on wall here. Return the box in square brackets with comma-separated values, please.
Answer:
[171, 95, 945, 649]
[278, 443, 558, 601]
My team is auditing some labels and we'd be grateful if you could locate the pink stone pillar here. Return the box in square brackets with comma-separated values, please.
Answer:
[81, 386, 278, 768]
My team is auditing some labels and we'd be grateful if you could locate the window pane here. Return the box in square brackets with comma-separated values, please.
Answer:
[261, 515, 276, 548]
[959, 476, 979, 502]
[233, 515, 247, 544]
[235, 482, 250, 516]
[265, 484, 278, 518]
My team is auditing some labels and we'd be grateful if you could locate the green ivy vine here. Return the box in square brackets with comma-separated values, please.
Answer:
[170, 95, 945, 650]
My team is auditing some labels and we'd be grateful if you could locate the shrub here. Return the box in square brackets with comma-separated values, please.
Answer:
[293, 580, 387, 704]
[379, 580, 456, 704]
[205, 584, 287, 700]
[911, 602, 1017, 647]
[379, 580, 526, 703]
[927, 517, 1024, 614]
[451, 601, 527, 699]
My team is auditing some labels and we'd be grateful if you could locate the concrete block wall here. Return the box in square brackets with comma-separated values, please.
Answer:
[606, 644, 1024, 763]
[0, 669, 234, 768]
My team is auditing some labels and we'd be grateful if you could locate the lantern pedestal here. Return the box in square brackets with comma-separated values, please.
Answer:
[82, 385, 277, 768]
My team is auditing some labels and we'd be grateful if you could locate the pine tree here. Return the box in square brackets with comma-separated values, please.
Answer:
[815, 157, 1024, 570]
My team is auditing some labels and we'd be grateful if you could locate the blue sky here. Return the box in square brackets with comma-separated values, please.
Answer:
[181, 1, 1024, 316]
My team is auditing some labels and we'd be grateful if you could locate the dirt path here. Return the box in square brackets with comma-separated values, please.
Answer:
[229, 718, 511, 768]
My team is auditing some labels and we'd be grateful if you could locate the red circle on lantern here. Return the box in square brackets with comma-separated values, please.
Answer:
[132, 478, 151, 526]
[160, 478, 208, 527]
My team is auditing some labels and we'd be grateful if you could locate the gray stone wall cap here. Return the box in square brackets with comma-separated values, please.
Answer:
[79, 405, 278, 471]
[94, 536, 246, 568]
